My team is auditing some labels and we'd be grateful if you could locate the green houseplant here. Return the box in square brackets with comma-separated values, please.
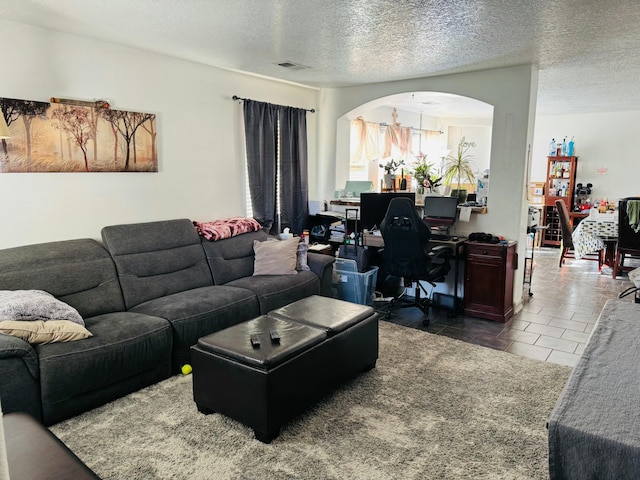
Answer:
[412, 155, 442, 194]
[443, 137, 476, 203]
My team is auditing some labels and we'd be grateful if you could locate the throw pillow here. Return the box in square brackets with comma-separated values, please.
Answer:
[297, 241, 310, 271]
[0, 290, 84, 326]
[0, 320, 92, 345]
[253, 236, 299, 275]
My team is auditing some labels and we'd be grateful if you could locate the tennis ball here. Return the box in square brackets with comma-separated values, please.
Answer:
[181, 364, 192, 375]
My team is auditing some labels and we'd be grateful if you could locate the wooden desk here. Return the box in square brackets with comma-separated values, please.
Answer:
[362, 233, 467, 315]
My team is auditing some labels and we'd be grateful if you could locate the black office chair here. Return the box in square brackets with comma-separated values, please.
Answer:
[613, 197, 640, 278]
[378, 197, 452, 325]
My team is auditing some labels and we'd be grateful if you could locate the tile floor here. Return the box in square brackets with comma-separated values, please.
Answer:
[376, 247, 639, 367]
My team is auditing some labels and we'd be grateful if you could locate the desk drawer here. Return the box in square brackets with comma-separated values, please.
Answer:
[466, 242, 506, 260]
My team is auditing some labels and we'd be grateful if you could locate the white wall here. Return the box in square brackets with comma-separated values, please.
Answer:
[531, 110, 640, 203]
[0, 19, 318, 249]
[317, 66, 539, 305]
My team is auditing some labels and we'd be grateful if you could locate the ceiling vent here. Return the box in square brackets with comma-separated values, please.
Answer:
[276, 61, 310, 71]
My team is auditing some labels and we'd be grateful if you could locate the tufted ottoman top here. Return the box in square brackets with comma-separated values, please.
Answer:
[268, 295, 374, 335]
[197, 315, 325, 369]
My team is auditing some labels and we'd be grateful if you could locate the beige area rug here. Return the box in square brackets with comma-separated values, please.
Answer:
[51, 321, 571, 480]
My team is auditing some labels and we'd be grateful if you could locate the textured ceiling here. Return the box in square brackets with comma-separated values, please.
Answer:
[2, 0, 640, 115]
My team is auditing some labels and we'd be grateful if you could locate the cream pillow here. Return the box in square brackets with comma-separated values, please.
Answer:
[0, 320, 92, 345]
[253, 237, 299, 275]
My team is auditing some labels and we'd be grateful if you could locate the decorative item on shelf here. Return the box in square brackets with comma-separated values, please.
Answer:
[379, 158, 405, 190]
[443, 136, 476, 204]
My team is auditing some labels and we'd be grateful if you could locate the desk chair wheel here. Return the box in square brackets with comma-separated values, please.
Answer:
[422, 318, 430, 327]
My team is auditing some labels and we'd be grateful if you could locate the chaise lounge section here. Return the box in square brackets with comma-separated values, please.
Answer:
[0, 238, 172, 426]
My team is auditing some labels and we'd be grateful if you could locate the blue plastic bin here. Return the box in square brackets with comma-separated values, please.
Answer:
[332, 258, 379, 306]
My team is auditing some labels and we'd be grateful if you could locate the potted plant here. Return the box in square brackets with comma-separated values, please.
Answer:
[379, 159, 405, 189]
[443, 136, 476, 203]
[412, 154, 442, 194]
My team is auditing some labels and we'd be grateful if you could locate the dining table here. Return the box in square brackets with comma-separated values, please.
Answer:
[572, 211, 618, 265]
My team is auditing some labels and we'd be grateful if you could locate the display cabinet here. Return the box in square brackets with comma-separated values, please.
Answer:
[541, 156, 578, 247]
[464, 241, 517, 323]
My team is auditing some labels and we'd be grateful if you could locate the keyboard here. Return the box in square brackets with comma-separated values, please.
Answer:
[430, 233, 451, 241]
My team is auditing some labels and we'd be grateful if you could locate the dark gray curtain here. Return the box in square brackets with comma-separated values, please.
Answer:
[243, 100, 309, 236]
[279, 106, 309, 234]
[243, 100, 278, 234]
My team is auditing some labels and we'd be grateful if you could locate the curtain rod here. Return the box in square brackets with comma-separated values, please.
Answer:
[378, 122, 443, 134]
[232, 95, 315, 113]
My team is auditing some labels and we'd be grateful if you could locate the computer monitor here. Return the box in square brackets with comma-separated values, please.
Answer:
[360, 192, 416, 231]
[423, 196, 459, 228]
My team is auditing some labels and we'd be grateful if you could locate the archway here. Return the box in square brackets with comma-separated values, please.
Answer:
[340, 91, 494, 197]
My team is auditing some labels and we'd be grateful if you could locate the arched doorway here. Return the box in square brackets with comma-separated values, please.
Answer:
[343, 91, 494, 196]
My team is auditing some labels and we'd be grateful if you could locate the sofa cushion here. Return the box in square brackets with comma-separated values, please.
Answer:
[0, 290, 84, 325]
[0, 239, 126, 318]
[226, 271, 320, 314]
[37, 311, 172, 425]
[101, 219, 214, 309]
[201, 230, 269, 285]
[0, 320, 92, 345]
[128, 285, 260, 371]
[253, 236, 299, 276]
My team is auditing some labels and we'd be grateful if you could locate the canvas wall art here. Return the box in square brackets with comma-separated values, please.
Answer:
[0, 96, 157, 173]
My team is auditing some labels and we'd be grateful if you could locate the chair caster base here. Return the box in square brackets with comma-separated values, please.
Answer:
[422, 318, 430, 326]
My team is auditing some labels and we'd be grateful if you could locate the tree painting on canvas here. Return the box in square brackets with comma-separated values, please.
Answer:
[0, 96, 157, 173]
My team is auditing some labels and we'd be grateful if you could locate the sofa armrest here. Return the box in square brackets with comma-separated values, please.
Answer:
[307, 252, 336, 297]
[0, 334, 42, 421]
[4, 412, 100, 479]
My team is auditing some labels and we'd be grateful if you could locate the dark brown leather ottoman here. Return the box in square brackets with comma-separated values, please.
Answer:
[191, 295, 378, 443]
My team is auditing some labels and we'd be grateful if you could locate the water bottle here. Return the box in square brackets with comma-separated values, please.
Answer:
[568, 137, 575, 156]
[561, 137, 567, 156]
[549, 138, 556, 156]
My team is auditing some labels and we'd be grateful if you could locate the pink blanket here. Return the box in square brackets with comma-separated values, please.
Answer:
[194, 217, 262, 241]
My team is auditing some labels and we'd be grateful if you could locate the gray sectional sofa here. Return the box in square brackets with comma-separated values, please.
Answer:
[0, 218, 334, 426]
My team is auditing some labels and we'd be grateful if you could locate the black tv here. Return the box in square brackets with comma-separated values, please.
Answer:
[360, 192, 416, 231]
[423, 196, 459, 227]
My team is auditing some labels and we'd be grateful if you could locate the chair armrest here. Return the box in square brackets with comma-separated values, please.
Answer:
[0, 333, 38, 378]
[0, 334, 42, 421]
[428, 245, 453, 261]
[427, 246, 453, 283]
[307, 252, 336, 297]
